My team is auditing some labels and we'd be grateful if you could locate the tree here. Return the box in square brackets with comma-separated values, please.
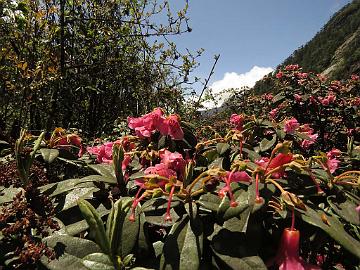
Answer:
[0, 0, 202, 136]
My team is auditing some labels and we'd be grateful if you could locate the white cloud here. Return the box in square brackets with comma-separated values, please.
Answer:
[201, 66, 273, 110]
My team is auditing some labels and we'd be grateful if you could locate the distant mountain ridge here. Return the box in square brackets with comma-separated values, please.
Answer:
[282, 0, 360, 79]
[251, 0, 360, 95]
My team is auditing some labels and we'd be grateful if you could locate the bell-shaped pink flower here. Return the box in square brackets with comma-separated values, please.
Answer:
[160, 114, 184, 140]
[276, 71, 283, 79]
[87, 142, 113, 163]
[144, 163, 177, 179]
[284, 118, 300, 134]
[230, 113, 245, 131]
[269, 228, 321, 270]
[326, 149, 341, 173]
[127, 108, 164, 138]
[269, 108, 279, 119]
[159, 149, 186, 179]
[256, 153, 293, 178]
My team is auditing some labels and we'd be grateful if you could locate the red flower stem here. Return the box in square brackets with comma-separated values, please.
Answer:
[165, 185, 175, 222]
[308, 170, 323, 194]
[239, 140, 243, 158]
[255, 173, 260, 201]
[227, 171, 238, 207]
[291, 208, 295, 231]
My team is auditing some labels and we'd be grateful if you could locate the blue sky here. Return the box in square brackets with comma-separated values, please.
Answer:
[168, 0, 351, 96]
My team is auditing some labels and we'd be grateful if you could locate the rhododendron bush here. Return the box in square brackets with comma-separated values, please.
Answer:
[0, 70, 360, 269]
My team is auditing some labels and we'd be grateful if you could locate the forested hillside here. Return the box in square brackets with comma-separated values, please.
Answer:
[251, 0, 360, 95]
[283, 0, 360, 79]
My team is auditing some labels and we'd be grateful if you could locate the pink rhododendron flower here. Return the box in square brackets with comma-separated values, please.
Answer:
[320, 92, 336, 106]
[230, 113, 245, 131]
[276, 71, 283, 79]
[296, 72, 308, 79]
[317, 74, 327, 82]
[298, 124, 318, 149]
[320, 98, 329, 106]
[294, 94, 302, 103]
[87, 142, 113, 163]
[226, 171, 251, 182]
[256, 153, 293, 178]
[326, 149, 341, 159]
[325, 149, 341, 173]
[309, 96, 317, 105]
[160, 114, 184, 140]
[285, 64, 299, 71]
[128, 108, 184, 140]
[352, 97, 360, 106]
[284, 118, 300, 134]
[351, 74, 359, 81]
[269, 108, 279, 119]
[159, 149, 186, 179]
[268, 228, 321, 270]
[127, 108, 164, 138]
[263, 93, 273, 101]
[87, 140, 134, 171]
[301, 134, 318, 149]
[144, 163, 177, 179]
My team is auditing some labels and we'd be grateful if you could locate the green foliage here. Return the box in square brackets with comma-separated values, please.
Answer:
[0, 0, 201, 137]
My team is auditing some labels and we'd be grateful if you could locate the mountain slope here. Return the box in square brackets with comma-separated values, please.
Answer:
[282, 0, 360, 79]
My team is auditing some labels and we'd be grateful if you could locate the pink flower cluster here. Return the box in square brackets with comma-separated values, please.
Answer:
[263, 93, 274, 101]
[137, 149, 186, 185]
[319, 92, 336, 106]
[256, 153, 293, 178]
[285, 64, 299, 71]
[298, 124, 318, 149]
[87, 142, 113, 164]
[284, 118, 300, 134]
[326, 149, 341, 173]
[230, 114, 245, 131]
[128, 108, 184, 140]
[87, 138, 134, 170]
[294, 94, 302, 103]
[269, 108, 279, 119]
[295, 72, 308, 79]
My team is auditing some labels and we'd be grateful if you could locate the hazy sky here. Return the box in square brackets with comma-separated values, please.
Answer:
[168, 0, 351, 96]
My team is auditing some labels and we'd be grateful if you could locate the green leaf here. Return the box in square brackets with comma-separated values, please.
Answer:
[82, 253, 114, 270]
[298, 205, 360, 259]
[158, 135, 167, 149]
[216, 143, 230, 155]
[0, 187, 23, 205]
[78, 199, 111, 255]
[242, 148, 261, 161]
[272, 92, 285, 103]
[41, 234, 102, 270]
[88, 164, 116, 179]
[259, 135, 276, 152]
[40, 148, 59, 163]
[160, 212, 203, 270]
[40, 175, 116, 197]
[65, 204, 110, 236]
[106, 197, 133, 257]
[198, 193, 222, 212]
[212, 253, 267, 270]
[327, 195, 360, 225]
[60, 187, 99, 212]
[208, 157, 224, 169]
